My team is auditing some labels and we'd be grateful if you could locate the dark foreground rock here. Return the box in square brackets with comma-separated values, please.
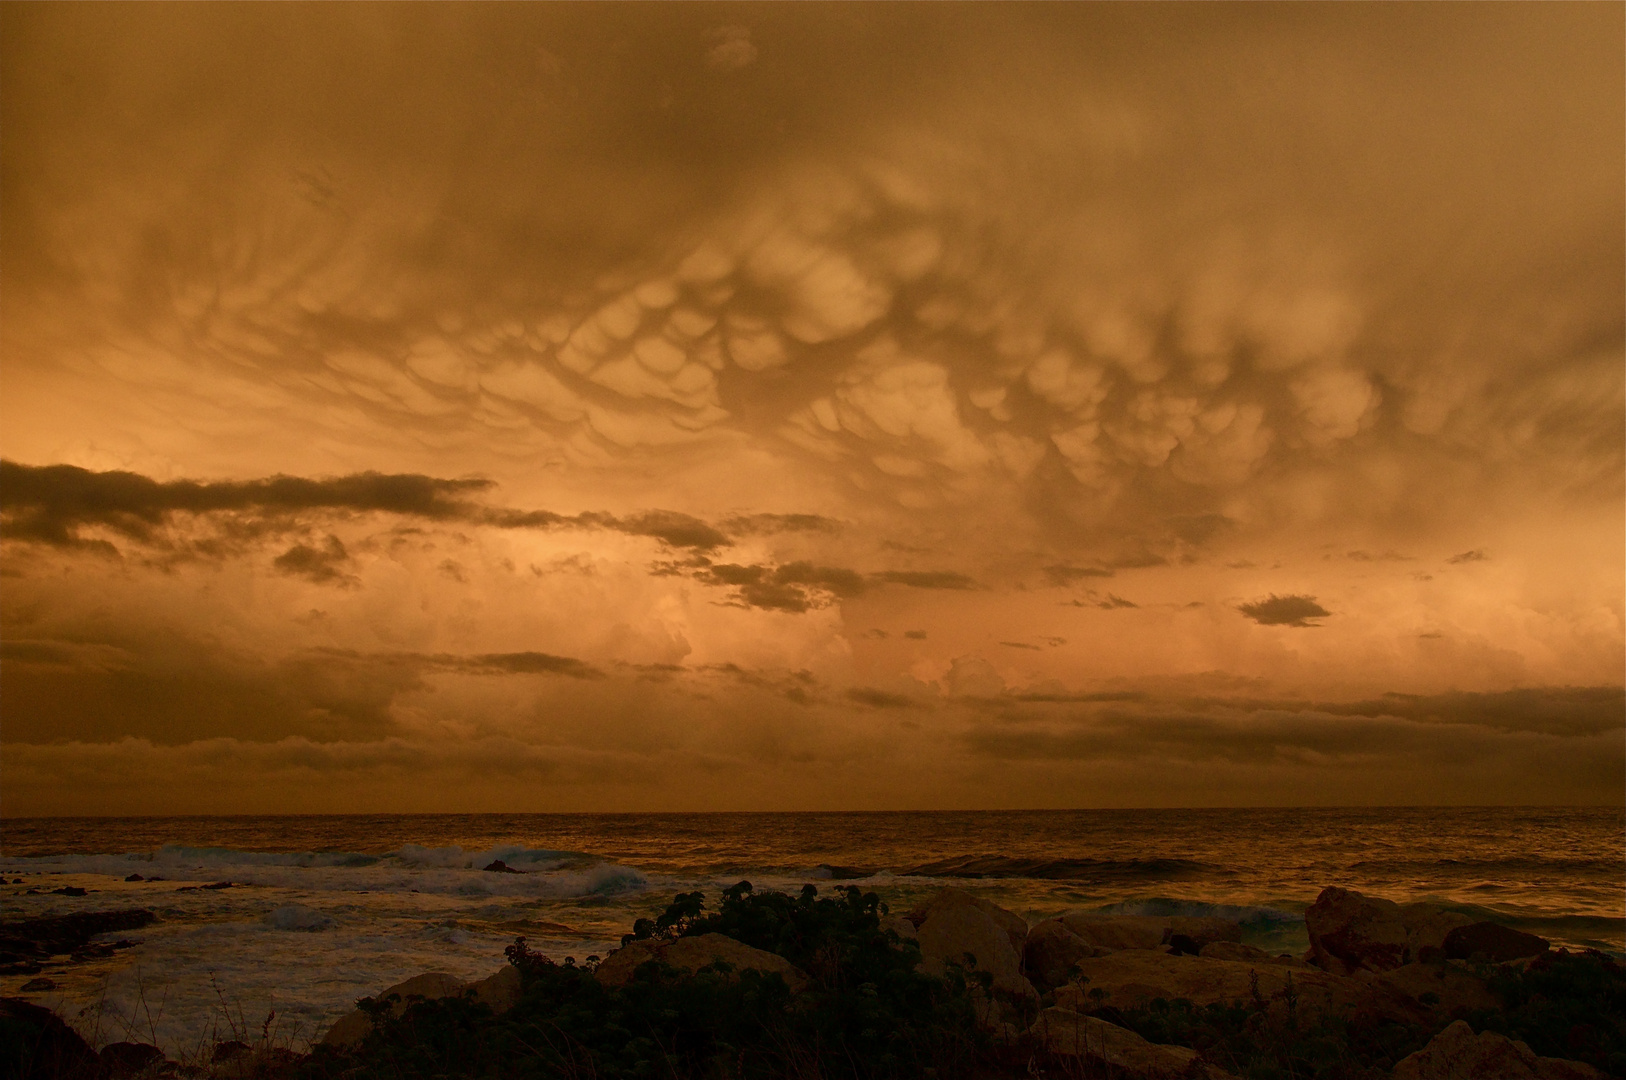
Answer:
[1443, 920, 1551, 963]
[1027, 1005, 1236, 1078]
[1, 997, 100, 1079]
[321, 966, 521, 1049]
[1393, 1019, 1605, 1080]
[0, 909, 155, 974]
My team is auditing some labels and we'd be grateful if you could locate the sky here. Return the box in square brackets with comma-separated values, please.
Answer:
[2, 3, 1621, 815]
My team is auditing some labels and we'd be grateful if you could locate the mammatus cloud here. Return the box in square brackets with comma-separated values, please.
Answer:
[1238, 594, 1331, 628]
[272, 535, 356, 586]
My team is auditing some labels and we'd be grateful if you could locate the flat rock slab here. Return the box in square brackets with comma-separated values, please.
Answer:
[594, 933, 808, 993]
[1028, 1006, 1235, 1079]
[1053, 949, 1416, 1024]
[1393, 1019, 1603, 1080]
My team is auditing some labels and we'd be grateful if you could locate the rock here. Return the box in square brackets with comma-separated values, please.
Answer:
[594, 934, 808, 993]
[1377, 962, 1500, 1016]
[211, 1041, 251, 1063]
[319, 971, 471, 1048]
[19, 977, 56, 992]
[1023, 919, 1103, 990]
[1197, 941, 1300, 965]
[1027, 1006, 1232, 1079]
[50, 887, 87, 897]
[0, 909, 156, 971]
[1304, 886, 1408, 974]
[0, 996, 100, 1079]
[483, 860, 523, 874]
[262, 905, 335, 931]
[911, 888, 1036, 1004]
[883, 915, 918, 941]
[1442, 922, 1549, 963]
[469, 965, 522, 1013]
[124, 875, 144, 883]
[1052, 949, 1417, 1025]
[99, 1041, 167, 1077]
[1054, 913, 1242, 955]
[1392, 1019, 1605, 1080]
[1399, 904, 1476, 961]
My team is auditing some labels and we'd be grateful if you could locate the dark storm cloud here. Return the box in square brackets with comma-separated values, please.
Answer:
[719, 513, 843, 537]
[871, 570, 976, 590]
[1097, 594, 1138, 610]
[1447, 550, 1489, 564]
[0, 461, 488, 548]
[845, 687, 915, 709]
[0, 460, 819, 556]
[1044, 565, 1115, 585]
[272, 535, 355, 586]
[699, 560, 869, 612]
[0, 636, 603, 745]
[1238, 594, 1331, 627]
[964, 686, 1625, 771]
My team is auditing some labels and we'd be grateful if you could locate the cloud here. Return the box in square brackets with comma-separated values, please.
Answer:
[1097, 594, 1138, 610]
[0, 461, 488, 548]
[1447, 550, 1489, 564]
[272, 535, 355, 586]
[845, 687, 915, 709]
[871, 570, 976, 590]
[704, 25, 757, 71]
[1238, 594, 1331, 627]
[1044, 564, 1114, 585]
[719, 513, 842, 537]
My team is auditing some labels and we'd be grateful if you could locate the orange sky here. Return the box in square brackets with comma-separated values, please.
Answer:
[2, 4, 1621, 814]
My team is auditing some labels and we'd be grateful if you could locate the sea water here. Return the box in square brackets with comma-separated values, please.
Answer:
[1, 808, 1621, 1056]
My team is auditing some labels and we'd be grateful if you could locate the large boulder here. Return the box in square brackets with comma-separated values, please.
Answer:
[1024, 919, 1102, 990]
[1377, 962, 1499, 1017]
[1392, 1020, 1604, 1080]
[594, 933, 808, 993]
[1052, 949, 1417, 1025]
[1442, 922, 1549, 963]
[0, 996, 100, 1079]
[1398, 904, 1476, 961]
[1304, 887, 1409, 974]
[321, 968, 520, 1049]
[1027, 1006, 1234, 1079]
[910, 888, 1035, 1003]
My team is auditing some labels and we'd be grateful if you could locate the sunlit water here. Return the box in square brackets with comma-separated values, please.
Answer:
[1, 808, 1620, 1056]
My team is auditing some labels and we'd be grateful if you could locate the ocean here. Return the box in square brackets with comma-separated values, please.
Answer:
[1, 807, 1621, 1057]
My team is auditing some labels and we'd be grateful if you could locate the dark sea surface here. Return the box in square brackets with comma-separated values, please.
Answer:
[2, 807, 1621, 1054]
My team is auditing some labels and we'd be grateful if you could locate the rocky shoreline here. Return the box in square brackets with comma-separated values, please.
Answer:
[3, 884, 1622, 1079]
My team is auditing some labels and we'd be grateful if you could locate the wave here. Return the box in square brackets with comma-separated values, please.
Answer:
[898, 854, 1211, 882]
[1348, 856, 1625, 874]
[1086, 897, 1304, 928]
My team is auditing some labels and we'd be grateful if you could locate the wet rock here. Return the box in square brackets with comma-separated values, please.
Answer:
[1305, 886, 1408, 974]
[99, 1041, 167, 1078]
[0, 996, 99, 1079]
[176, 882, 234, 892]
[1392, 1019, 1605, 1080]
[482, 860, 523, 874]
[595, 933, 808, 992]
[1443, 921, 1549, 963]
[20, 977, 56, 992]
[124, 875, 144, 883]
[812, 864, 872, 880]
[50, 887, 88, 897]
[0, 909, 156, 971]
[910, 888, 1036, 1004]
[1027, 1006, 1233, 1078]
